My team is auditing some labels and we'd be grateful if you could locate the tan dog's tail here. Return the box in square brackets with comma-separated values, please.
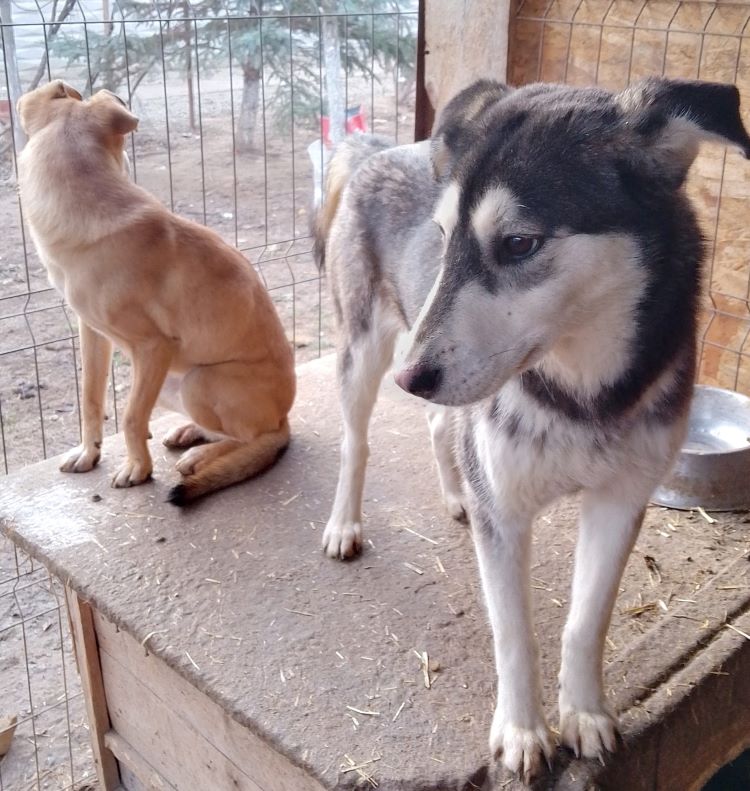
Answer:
[167, 420, 290, 505]
[312, 134, 392, 270]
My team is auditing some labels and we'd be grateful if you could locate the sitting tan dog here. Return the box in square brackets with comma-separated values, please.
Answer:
[17, 80, 295, 503]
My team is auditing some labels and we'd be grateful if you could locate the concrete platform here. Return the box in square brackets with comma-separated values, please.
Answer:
[1, 355, 750, 790]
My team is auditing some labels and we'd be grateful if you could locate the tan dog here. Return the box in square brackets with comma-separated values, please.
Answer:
[17, 80, 295, 503]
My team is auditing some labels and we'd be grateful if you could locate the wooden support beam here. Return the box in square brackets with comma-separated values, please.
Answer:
[423, 0, 511, 117]
[65, 587, 121, 790]
[105, 731, 175, 791]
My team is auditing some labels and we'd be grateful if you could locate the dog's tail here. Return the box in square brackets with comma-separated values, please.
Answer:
[312, 134, 392, 270]
[167, 420, 290, 505]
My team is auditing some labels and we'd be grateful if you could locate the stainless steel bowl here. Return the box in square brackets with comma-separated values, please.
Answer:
[651, 385, 750, 511]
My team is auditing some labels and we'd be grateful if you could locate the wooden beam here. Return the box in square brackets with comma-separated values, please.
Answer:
[66, 588, 121, 790]
[423, 0, 511, 117]
[105, 730, 175, 791]
[414, 0, 434, 141]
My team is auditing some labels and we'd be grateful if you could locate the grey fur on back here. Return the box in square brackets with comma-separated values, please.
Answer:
[324, 137, 443, 334]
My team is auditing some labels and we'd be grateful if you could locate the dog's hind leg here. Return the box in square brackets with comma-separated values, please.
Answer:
[163, 422, 212, 449]
[169, 423, 290, 504]
[167, 360, 292, 503]
[426, 406, 467, 522]
[323, 304, 400, 559]
[558, 486, 645, 760]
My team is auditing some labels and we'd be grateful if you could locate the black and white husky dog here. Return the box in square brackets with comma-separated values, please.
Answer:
[314, 78, 750, 781]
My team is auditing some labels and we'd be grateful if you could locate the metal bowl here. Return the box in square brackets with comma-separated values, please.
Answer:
[651, 385, 750, 511]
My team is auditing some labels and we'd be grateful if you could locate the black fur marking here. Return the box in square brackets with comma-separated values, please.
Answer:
[645, 344, 696, 424]
[432, 79, 513, 180]
[339, 346, 353, 376]
[488, 394, 501, 421]
[632, 78, 750, 159]
[503, 411, 522, 440]
[332, 292, 344, 326]
[167, 484, 188, 506]
[440, 81, 714, 424]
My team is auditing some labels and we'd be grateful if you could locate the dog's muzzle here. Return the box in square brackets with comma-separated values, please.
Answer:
[395, 364, 442, 400]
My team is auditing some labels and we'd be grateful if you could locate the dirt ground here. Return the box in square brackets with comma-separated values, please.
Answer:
[0, 73, 414, 790]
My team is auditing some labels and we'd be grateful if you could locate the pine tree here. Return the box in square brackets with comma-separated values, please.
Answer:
[50, 0, 416, 151]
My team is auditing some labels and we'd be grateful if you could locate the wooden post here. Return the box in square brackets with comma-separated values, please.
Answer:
[414, 0, 434, 141]
[66, 588, 121, 790]
[0, 0, 28, 153]
[423, 0, 511, 118]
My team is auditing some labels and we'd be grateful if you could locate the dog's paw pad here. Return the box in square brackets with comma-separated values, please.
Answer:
[560, 709, 618, 760]
[60, 444, 100, 474]
[491, 721, 555, 783]
[322, 521, 362, 560]
[111, 460, 152, 488]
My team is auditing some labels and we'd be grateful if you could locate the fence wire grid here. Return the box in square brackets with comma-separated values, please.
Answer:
[3, 2, 750, 790]
[0, 2, 416, 787]
[0, 541, 94, 791]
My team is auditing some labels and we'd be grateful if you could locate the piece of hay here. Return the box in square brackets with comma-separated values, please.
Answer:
[694, 506, 717, 524]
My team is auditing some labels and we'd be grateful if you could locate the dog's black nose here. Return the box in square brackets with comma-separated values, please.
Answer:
[395, 365, 442, 399]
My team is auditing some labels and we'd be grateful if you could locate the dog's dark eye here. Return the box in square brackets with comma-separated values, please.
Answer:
[502, 235, 543, 259]
[434, 220, 446, 238]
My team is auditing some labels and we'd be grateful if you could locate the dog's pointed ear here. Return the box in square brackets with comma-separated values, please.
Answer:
[93, 90, 139, 135]
[431, 80, 513, 181]
[619, 77, 750, 188]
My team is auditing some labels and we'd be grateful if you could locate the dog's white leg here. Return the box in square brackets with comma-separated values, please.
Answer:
[323, 321, 398, 559]
[425, 406, 466, 521]
[472, 503, 554, 782]
[61, 320, 112, 473]
[558, 487, 646, 759]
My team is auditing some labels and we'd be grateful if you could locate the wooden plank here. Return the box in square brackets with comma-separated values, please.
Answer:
[94, 610, 326, 791]
[65, 588, 121, 790]
[414, 0, 434, 140]
[104, 731, 176, 791]
[424, 0, 511, 115]
[99, 645, 264, 791]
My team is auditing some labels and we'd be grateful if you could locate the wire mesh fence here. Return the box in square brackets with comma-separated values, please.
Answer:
[509, 0, 750, 397]
[0, 540, 95, 791]
[1, 2, 417, 787]
[0, 0, 418, 475]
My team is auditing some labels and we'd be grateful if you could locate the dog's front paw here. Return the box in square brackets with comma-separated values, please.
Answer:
[491, 715, 555, 784]
[322, 520, 362, 560]
[559, 708, 618, 761]
[111, 459, 152, 488]
[60, 443, 101, 473]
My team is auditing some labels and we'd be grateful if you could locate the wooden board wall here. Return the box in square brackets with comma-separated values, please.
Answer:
[509, 0, 750, 394]
[424, 0, 512, 116]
